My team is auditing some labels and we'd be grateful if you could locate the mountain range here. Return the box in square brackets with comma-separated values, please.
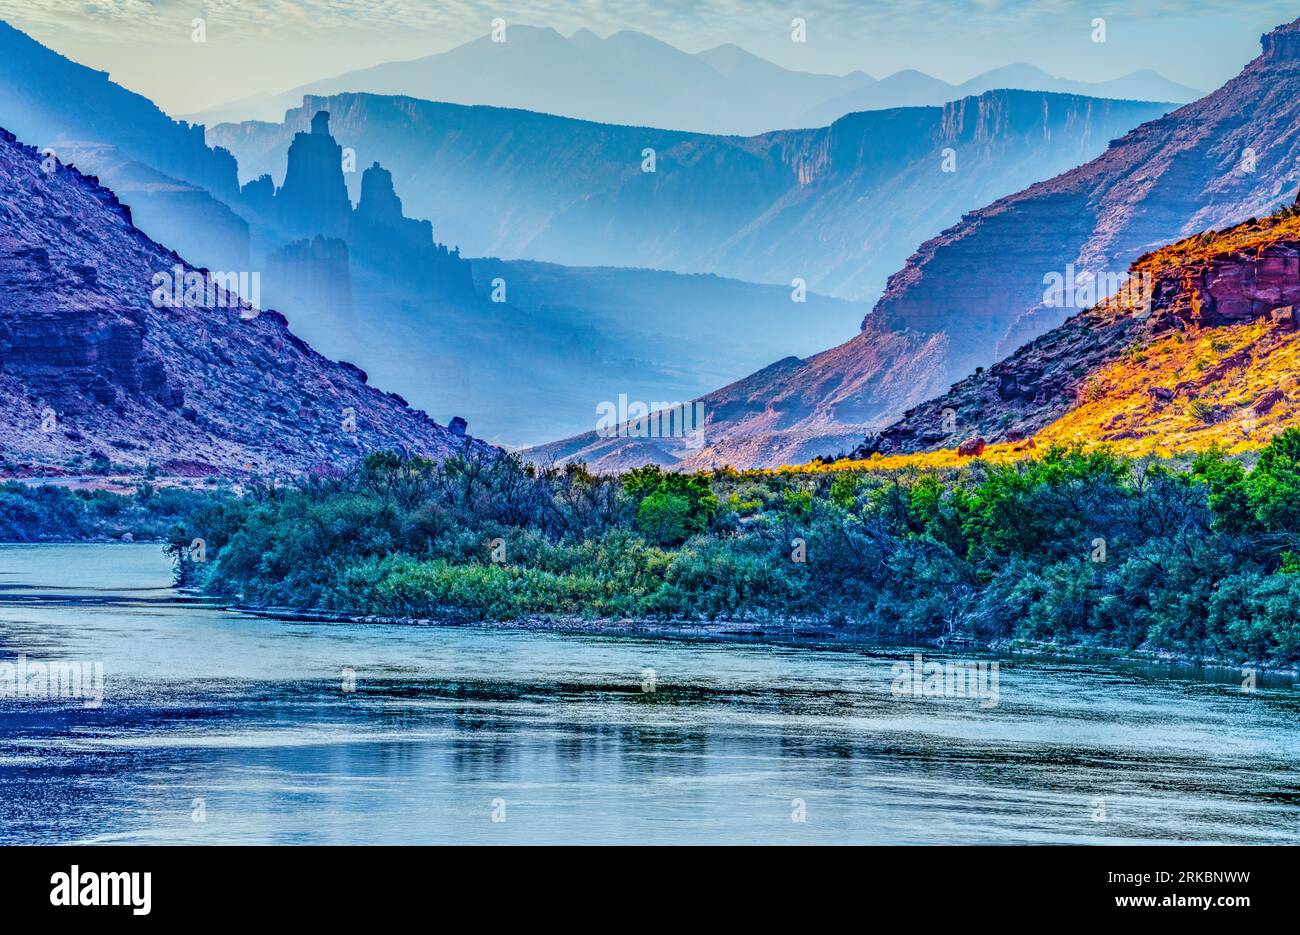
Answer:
[525, 18, 1300, 471]
[8, 13, 1300, 476]
[0, 20, 249, 273]
[208, 90, 1170, 301]
[234, 109, 870, 447]
[0, 15, 1188, 453]
[189, 25, 1200, 135]
[798, 62, 1200, 130]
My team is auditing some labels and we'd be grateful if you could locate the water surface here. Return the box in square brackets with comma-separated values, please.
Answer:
[1, 543, 1297, 844]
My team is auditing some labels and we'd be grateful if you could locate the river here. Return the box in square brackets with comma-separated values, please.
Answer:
[0, 543, 1297, 844]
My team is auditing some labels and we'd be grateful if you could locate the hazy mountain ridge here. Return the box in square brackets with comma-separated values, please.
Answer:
[228, 108, 871, 446]
[209, 89, 1169, 301]
[523, 327, 949, 471]
[48, 142, 253, 273]
[869, 16, 1300, 382]
[0, 18, 873, 446]
[800, 62, 1198, 128]
[468, 259, 867, 387]
[189, 24, 1198, 134]
[0, 19, 252, 272]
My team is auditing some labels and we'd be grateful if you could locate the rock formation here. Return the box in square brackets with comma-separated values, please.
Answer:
[244, 112, 475, 306]
[210, 90, 1167, 302]
[274, 110, 353, 238]
[264, 236, 354, 325]
[349, 160, 474, 296]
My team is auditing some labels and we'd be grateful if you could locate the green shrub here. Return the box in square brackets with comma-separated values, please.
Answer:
[636, 490, 693, 545]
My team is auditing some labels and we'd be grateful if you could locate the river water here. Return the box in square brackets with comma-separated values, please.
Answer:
[0, 543, 1297, 844]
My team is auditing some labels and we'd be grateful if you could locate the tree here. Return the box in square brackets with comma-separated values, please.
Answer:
[623, 466, 718, 537]
[1245, 428, 1300, 533]
[636, 490, 694, 545]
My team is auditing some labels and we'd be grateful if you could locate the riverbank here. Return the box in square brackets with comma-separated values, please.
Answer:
[227, 602, 1300, 682]
[0, 479, 225, 543]
[15, 438, 1300, 672]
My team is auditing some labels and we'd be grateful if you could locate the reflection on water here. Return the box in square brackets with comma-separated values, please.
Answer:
[1, 543, 1298, 844]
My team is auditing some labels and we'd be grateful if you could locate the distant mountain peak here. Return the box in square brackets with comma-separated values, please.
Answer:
[973, 62, 1055, 80]
[604, 29, 676, 47]
[881, 68, 940, 80]
[184, 21, 1189, 134]
[503, 24, 563, 39]
[697, 42, 763, 64]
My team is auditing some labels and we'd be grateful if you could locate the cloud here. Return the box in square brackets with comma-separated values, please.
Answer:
[5, 0, 1291, 41]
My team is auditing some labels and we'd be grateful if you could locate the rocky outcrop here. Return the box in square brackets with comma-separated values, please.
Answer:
[348, 159, 474, 297]
[240, 173, 276, 216]
[356, 161, 404, 227]
[1183, 246, 1300, 325]
[1254, 388, 1286, 414]
[1261, 19, 1300, 59]
[0, 126, 482, 476]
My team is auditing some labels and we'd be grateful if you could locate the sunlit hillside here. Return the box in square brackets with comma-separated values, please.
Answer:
[799, 210, 1300, 473]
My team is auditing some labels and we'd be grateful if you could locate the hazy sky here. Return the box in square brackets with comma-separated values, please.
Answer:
[2, 1, 1295, 115]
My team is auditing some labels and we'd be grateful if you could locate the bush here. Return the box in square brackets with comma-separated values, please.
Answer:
[372, 558, 605, 621]
[625, 466, 717, 525]
[636, 490, 694, 545]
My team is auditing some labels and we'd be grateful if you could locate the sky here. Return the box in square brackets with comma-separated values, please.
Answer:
[0, 0, 1296, 115]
